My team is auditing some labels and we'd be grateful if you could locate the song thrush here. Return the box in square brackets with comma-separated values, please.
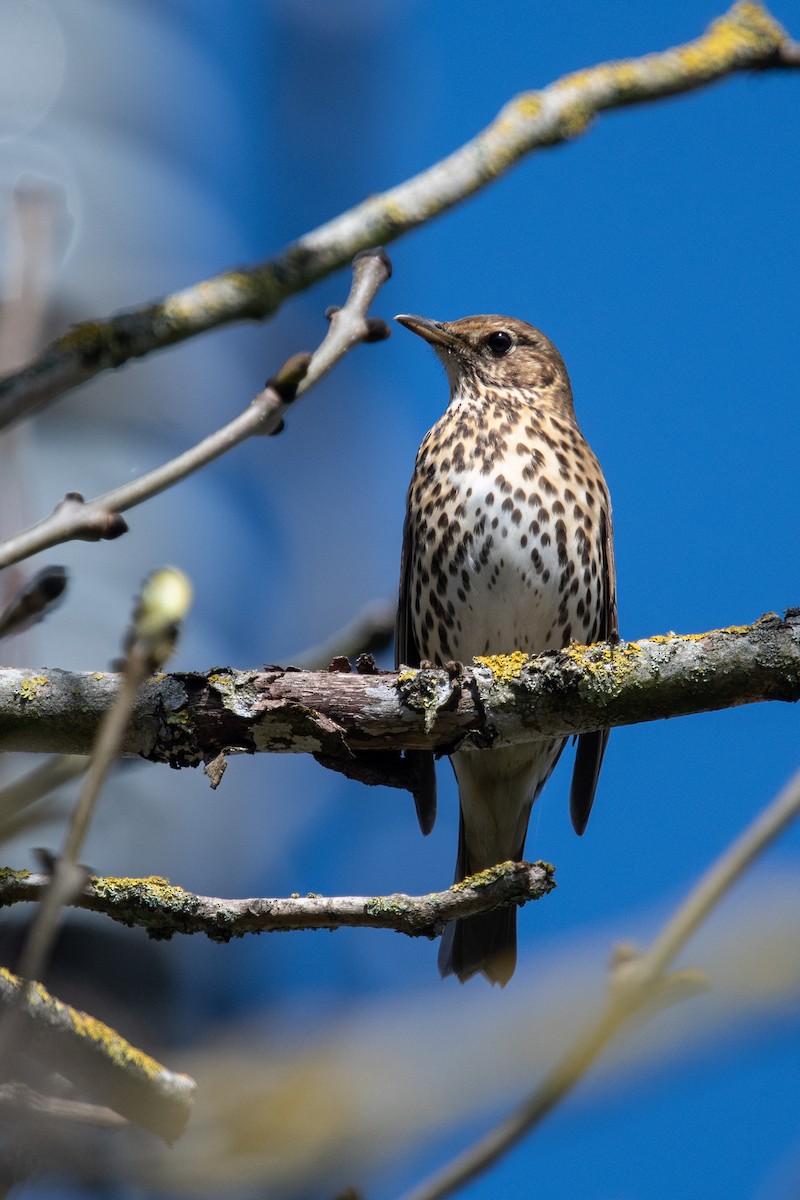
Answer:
[395, 314, 617, 985]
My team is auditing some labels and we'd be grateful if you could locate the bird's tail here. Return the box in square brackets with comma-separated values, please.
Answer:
[437, 814, 520, 987]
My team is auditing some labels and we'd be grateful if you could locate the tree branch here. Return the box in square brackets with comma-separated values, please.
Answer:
[395, 763, 800, 1200]
[0, 1082, 127, 1131]
[0, 610, 797, 763]
[0, 966, 194, 1143]
[0, 861, 554, 942]
[0, 3, 794, 429]
[0, 250, 391, 569]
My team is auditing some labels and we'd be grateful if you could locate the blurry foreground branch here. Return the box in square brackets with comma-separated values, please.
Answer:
[0, 610, 797, 762]
[397, 763, 800, 1200]
[0, 3, 796, 428]
[0, 967, 194, 1143]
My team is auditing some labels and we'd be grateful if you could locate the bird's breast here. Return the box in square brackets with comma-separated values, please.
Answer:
[408, 415, 604, 664]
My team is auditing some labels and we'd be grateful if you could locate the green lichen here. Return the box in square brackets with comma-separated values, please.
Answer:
[91, 874, 191, 909]
[365, 895, 411, 918]
[450, 861, 556, 895]
[165, 708, 190, 727]
[559, 641, 642, 700]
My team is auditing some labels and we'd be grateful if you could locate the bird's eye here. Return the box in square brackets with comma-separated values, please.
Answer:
[486, 330, 512, 356]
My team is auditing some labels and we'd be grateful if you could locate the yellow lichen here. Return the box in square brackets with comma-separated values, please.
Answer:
[646, 622, 755, 647]
[207, 673, 231, 687]
[514, 92, 541, 118]
[0, 867, 31, 884]
[474, 651, 529, 683]
[365, 895, 410, 917]
[68, 1006, 163, 1078]
[17, 676, 47, 702]
[607, 61, 641, 92]
[91, 874, 190, 908]
[0, 965, 166, 1078]
[451, 861, 517, 891]
[561, 641, 642, 691]
[166, 709, 189, 726]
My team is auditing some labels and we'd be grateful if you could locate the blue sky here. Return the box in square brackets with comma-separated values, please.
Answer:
[3, 2, 799, 1197]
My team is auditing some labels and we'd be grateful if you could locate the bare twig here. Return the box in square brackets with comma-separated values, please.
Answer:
[0, 4, 794, 430]
[0, 611, 797, 762]
[0, 249, 392, 570]
[0, 861, 554, 942]
[397, 764, 800, 1200]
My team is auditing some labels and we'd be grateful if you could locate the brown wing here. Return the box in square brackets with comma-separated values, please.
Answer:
[396, 506, 437, 835]
[569, 502, 617, 835]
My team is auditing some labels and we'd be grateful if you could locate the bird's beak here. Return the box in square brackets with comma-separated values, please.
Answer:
[395, 314, 460, 350]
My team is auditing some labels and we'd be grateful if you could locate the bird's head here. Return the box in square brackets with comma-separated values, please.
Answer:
[395, 314, 574, 412]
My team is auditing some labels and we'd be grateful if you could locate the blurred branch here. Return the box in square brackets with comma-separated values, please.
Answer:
[0, 1082, 127, 1130]
[0, 861, 555, 941]
[288, 598, 396, 669]
[0, 966, 194, 1143]
[0, 754, 87, 844]
[0, 185, 63, 608]
[0, 250, 391, 570]
[0, 610, 797, 762]
[0, 570, 193, 1137]
[397, 764, 800, 1200]
[1, 570, 192, 1045]
[0, 184, 59, 374]
[0, 4, 795, 429]
[0, 565, 67, 639]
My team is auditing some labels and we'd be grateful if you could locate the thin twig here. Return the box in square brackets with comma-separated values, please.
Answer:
[0, 249, 392, 570]
[0, 4, 794, 429]
[0, 861, 555, 942]
[396, 766, 800, 1200]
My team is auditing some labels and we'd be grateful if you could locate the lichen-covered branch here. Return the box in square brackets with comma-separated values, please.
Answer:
[0, 610, 797, 763]
[0, 861, 554, 942]
[0, 966, 194, 1142]
[0, 3, 796, 429]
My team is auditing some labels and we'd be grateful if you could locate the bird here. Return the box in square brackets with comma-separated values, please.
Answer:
[395, 314, 617, 986]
